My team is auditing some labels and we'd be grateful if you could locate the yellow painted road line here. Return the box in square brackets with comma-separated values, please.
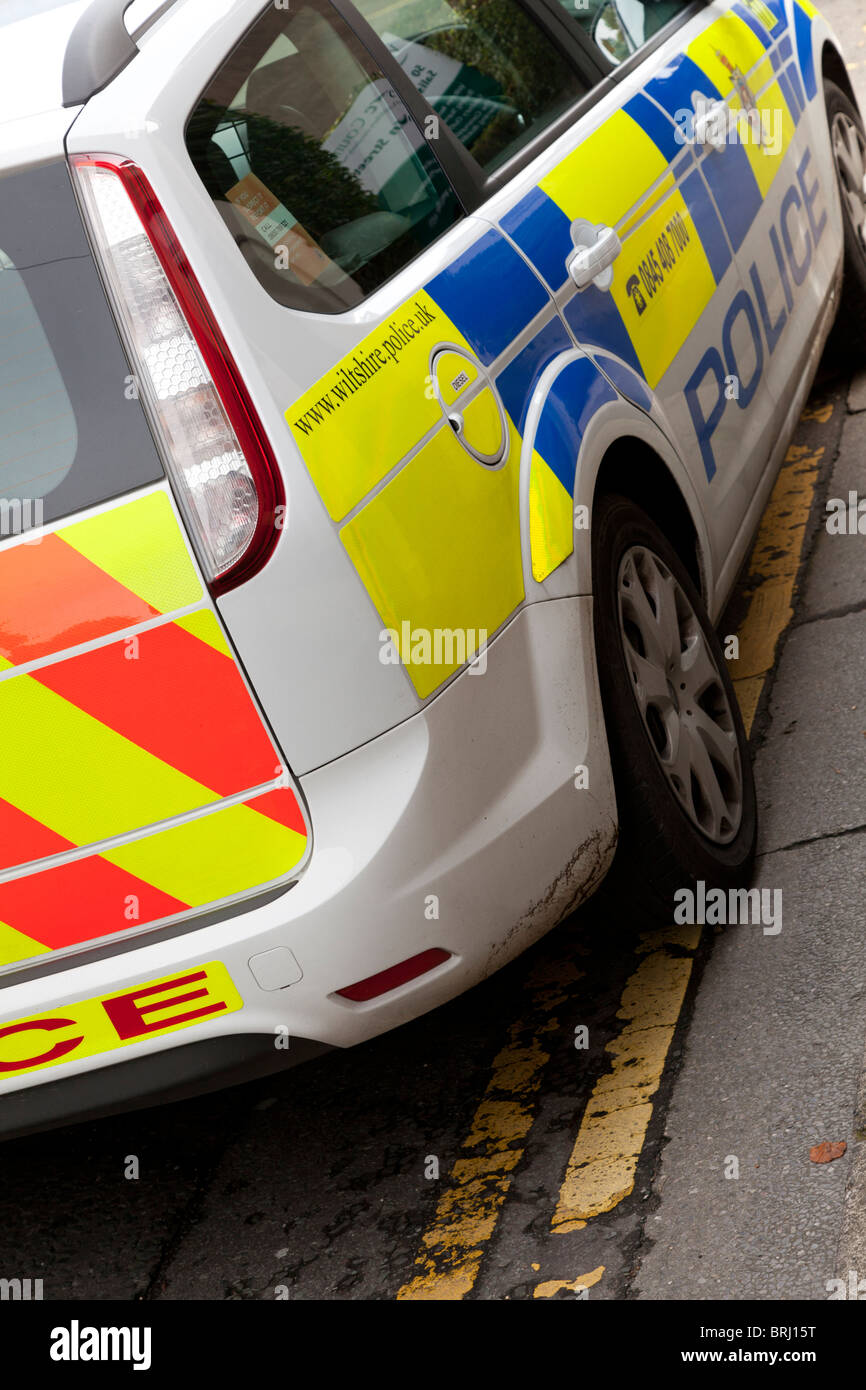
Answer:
[729, 439, 826, 734]
[534, 1266, 605, 1298]
[397, 956, 583, 1300]
[548, 418, 829, 1236]
[400, 409, 828, 1293]
[551, 926, 700, 1233]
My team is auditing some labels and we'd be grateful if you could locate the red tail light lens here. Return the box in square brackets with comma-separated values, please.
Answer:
[70, 154, 284, 593]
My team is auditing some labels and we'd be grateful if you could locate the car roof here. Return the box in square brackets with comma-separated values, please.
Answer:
[0, 0, 179, 128]
[0, 1, 93, 125]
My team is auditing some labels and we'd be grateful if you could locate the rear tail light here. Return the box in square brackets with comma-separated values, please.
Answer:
[70, 155, 283, 592]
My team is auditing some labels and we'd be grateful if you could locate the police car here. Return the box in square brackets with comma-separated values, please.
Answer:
[0, 0, 862, 1134]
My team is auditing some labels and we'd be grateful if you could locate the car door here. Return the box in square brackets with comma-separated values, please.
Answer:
[180, 0, 604, 705]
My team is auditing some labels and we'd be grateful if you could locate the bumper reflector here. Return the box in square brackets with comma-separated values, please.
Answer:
[336, 948, 451, 1002]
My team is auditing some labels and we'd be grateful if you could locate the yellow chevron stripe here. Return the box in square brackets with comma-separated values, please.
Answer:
[0, 919, 49, 966]
[58, 490, 202, 614]
[175, 608, 233, 658]
[0, 674, 221, 848]
[104, 799, 306, 904]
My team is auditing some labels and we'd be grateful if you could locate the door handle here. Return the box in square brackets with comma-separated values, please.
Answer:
[566, 223, 621, 292]
[692, 99, 729, 151]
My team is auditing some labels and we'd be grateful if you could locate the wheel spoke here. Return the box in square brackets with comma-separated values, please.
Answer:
[692, 703, 739, 786]
[683, 723, 734, 841]
[625, 646, 671, 715]
[651, 562, 683, 669]
[677, 630, 719, 701]
[619, 556, 666, 668]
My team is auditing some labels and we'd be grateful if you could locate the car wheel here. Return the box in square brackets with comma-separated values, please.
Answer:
[591, 493, 757, 925]
[826, 79, 866, 326]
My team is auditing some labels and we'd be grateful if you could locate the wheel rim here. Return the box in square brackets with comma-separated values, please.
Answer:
[616, 546, 743, 845]
[832, 111, 866, 253]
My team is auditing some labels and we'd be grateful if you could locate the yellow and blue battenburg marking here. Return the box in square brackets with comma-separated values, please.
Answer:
[286, 0, 820, 694]
[287, 229, 623, 693]
[502, 0, 807, 406]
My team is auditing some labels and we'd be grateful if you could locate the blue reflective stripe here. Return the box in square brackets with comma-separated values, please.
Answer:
[672, 149, 694, 180]
[732, 3, 773, 48]
[500, 188, 572, 292]
[793, 1, 816, 101]
[681, 169, 732, 283]
[777, 66, 803, 122]
[785, 61, 806, 116]
[426, 229, 549, 365]
[645, 54, 722, 122]
[534, 359, 616, 495]
[779, 34, 793, 61]
[624, 92, 682, 162]
[594, 355, 654, 413]
[563, 284, 644, 379]
[698, 144, 763, 252]
[495, 317, 572, 436]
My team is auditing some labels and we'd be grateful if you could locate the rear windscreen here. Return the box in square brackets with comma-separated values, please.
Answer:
[0, 161, 163, 539]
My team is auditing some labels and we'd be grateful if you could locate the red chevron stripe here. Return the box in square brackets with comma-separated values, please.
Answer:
[0, 854, 188, 951]
[0, 796, 73, 871]
[248, 786, 307, 836]
[0, 534, 156, 666]
[31, 620, 281, 799]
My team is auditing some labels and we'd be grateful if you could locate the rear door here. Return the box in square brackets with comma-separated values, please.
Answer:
[181, 0, 601, 699]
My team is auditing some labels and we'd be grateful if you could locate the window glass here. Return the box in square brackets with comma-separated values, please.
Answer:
[186, 0, 461, 313]
[0, 162, 163, 538]
[354, 0, 592, 173]
[558, 0, 694, 67]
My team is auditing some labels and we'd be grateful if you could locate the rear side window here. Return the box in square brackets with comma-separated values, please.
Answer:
[186, 0, 461, 314]
[354, 0, 592, 173]
[0, 162, 162, 539]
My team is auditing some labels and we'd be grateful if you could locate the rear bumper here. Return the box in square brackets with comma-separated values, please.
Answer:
[0, 596, 617, 1134]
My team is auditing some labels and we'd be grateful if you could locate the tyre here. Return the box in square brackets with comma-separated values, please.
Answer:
[825, 79, 866, 329]
[591, 493, 757, 925]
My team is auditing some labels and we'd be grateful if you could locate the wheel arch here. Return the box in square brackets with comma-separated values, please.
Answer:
[588, 435, 711, 604]
[822, 42, 860, 112]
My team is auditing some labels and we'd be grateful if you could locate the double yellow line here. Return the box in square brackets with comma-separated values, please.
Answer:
[397, 415, 830, 1300]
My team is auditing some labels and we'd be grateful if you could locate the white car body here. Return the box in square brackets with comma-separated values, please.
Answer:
[0, 0, 851, 1133]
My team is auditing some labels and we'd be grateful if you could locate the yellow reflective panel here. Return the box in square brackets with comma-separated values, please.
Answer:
[540, 109, 669, 227]
[529, 451, 574, 582]
[286, 290, 470, 521]
[340, 421, 524, 698]
[459, 389, 506, 461]
[612, 189, 716, 388]
[0, 962, 243, 1080]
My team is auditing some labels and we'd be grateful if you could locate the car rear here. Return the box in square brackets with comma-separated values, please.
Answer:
[0, 0, 618, 1136]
